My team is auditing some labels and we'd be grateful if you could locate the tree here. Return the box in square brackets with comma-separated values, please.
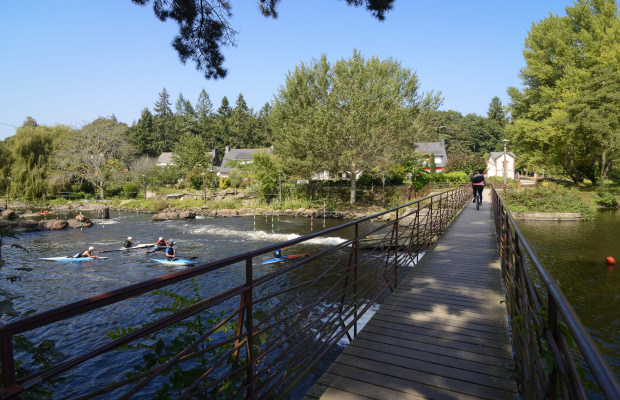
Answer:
[487, 96, 507, 125]
[272, 50, 441, 203]
[4, 122, 70, 200]
[129, 108, 157, 156]
[508, 0, 620, 184]
[52, 118, 134, 199]
[171, 133, 214, 176]
[132, 0, 395, 79]
[229, 94, 254, 148]
[153, 88, 175, 151]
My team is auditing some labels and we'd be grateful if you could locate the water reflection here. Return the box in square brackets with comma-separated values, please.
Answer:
[517, 210, 620, 378]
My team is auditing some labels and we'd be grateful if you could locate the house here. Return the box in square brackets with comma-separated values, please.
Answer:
[415, 140, 448, 173]
[217, 146, 273, 178]
[156, 150, 217, 167]
[156, 152, 173, 166]
[487, 152, 516, 178]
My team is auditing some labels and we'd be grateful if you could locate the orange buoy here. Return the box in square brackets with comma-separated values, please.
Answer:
[606, 256, 615, 265]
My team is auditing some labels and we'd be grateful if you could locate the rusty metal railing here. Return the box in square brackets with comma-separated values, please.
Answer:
[0, 186, 470, 399]
[491, 186, 620, 399]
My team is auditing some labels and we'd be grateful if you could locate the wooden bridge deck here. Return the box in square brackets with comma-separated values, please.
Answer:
[305, 192, 518, 399]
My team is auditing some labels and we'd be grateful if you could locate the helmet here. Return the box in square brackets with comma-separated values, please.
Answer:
[127, 237, 132, 240]
[89, 246, 95, 250]
[159, 237, 163, 240]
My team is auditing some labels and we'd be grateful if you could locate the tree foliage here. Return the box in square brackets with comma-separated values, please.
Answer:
[131, 0, 395, 79]
[272, 50, 440, 203]
[171, 133, 214, 176]
[3, 120, 71, 200]
[508, 0, 620, 183]
[52, 118, 134, 199]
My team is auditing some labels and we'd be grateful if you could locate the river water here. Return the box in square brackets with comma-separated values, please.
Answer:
[1, 211, 377, 398]
[516, 210, 620, 382]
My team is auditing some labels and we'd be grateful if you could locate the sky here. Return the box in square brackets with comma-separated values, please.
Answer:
[0, 0, 573, 140]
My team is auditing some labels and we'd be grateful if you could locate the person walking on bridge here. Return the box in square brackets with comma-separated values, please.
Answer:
[471, 169, 486, 206]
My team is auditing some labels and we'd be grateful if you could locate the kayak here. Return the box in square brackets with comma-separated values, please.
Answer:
[262, 253, 310, 265]
[122, 243, 156, 250]
[152, 258, 197, 266]
[39, 256, 109, 262]
[101, 244, 156, 253]
[146, 245, 166, 254]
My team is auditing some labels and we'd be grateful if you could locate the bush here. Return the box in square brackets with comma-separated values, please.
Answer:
[219, 177, 230, 189]
[122, 182, 140, 198]
[595, 188, 618, 207]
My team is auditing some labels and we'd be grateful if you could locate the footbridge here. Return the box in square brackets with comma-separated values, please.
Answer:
[0, 185, 618, 399]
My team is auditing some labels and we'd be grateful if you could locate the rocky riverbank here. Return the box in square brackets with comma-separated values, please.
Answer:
[0, 208, 93, 232]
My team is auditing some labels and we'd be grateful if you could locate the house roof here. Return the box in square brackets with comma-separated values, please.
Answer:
[414, 142, 448, 167]
[157, 150, 216, 166]
[489, 152, 516, 160]
[221, 148, 272, 166]
[156, 152, 173, 165]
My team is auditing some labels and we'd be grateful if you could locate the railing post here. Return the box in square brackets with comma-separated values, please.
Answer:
[354, 222, 358, 338]
[0, 326, 17, 396]
[548, 294, 559, 400]
[245, 255, 254, 399]
[394, 208, 399, 288]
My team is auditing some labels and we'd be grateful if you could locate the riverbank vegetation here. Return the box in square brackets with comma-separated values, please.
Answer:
[502, 182, 596, 219]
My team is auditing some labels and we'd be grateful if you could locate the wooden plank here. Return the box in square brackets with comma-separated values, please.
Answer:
[358, 329, 513, 367]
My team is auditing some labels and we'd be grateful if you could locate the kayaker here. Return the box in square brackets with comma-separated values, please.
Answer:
[80, 246, 98, 258]
[155, 237, 167, 247]
[274, 248, 283, 258]
[165, 242, 176, 261]
[124, 237, 134, 248]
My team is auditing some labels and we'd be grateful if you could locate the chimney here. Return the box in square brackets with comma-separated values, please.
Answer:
[225, 146, 230, 153]
[440, 139, 445, 147]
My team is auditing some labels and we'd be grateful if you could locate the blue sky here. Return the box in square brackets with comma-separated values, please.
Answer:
[0, 0, 572, 140]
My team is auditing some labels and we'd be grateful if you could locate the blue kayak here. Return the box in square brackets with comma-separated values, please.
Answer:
[152, 258, 197, 266]
[39, 256, 108, 262]
[262, 253, 309, 265]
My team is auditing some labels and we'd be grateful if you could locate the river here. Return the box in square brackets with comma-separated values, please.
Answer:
[516, 209, 620, 382]
[1, 211, 376, 398]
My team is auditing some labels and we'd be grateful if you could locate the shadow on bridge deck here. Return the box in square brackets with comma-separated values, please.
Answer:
[305, 192, 518, 399]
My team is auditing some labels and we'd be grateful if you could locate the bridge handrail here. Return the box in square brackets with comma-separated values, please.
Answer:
[491, 186, 620, 399]
[0, 186, 471, 399]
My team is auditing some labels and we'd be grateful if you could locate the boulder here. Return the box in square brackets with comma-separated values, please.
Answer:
[152, 211, 179, 221]
[1, 209, 18, 220]
[18, 220, 39, 231]
[68, 219, 93, 229]
[39, 219, 68, 231]
[216, 209, 238, 217]
[179, 210, 196, 219]
[76, 214, 88, 222]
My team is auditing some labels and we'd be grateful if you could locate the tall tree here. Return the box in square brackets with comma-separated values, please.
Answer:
[196, 89, 216, 155]
[487, 96, 507, 125]
[153, 88, 175, 151]
[53, 118, 134, 199]
[129, 108, 157, 156]
[272, 50, 441, 203]
[132, 0, 395, 79]
[508, 0, 620, 183]
[230, 93, 254, 148]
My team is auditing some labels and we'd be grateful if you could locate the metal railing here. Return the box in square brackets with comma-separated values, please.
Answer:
[0, 186, 470, 399]
[491, 186, 620, 399]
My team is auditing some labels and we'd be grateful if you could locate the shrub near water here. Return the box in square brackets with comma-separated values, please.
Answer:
[503, 182, 595, 219]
